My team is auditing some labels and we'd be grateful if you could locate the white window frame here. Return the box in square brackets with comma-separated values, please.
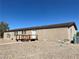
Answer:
[31, 30, 36, 39]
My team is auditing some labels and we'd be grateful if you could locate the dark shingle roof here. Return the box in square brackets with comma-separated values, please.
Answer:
[5, 22, 77, 32]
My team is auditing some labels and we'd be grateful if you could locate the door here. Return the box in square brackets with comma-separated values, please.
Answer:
[31, 30, 36, 39]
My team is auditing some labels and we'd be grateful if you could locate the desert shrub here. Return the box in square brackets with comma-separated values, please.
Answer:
[64, 39, 69, 42]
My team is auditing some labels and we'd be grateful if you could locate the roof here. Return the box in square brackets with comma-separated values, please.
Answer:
[5, 22, 77, 32]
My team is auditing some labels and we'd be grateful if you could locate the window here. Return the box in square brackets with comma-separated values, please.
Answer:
[7, 34, 11, 38]
[18, 31, 22, 34]
[14, 31, 18, 36]
[22, 30, 26, 34]
[68, 28, 70, 32]
[32, 30, 36, 35]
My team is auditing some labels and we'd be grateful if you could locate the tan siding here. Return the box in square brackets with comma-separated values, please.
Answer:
[4, 32, 16, 41]
[68, 25, 76, 41]
[4, 26, 76, 43]
[36, 27, 69, 42]
[26, 30, 31, 35]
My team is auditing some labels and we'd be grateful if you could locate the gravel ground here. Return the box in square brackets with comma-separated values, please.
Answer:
[0, 41, 79, 59]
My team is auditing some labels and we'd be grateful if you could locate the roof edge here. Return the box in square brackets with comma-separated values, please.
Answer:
[4, 22, 78, 32]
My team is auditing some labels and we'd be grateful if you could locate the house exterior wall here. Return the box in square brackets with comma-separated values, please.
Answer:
[4, 32, 16, 41]
[36, 27, 69, 42]
[26, 30, 31, 35]
[68, 25, 77, 41]
[3, 26, 76, 43]
[3, 30, 32, 40]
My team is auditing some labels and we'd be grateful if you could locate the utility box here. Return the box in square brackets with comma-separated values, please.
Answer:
[75, 37, 79, 44]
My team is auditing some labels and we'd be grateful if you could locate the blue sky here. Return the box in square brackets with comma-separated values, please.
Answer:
[0, 0, 79, 31]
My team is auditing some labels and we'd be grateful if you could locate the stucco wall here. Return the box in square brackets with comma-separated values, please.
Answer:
[26, 30, 31, 35]
[4, 26, 76, 42]
[4, 32, 16, 41]
[36, 27, 69, 42]
[68, 25, 77, 41]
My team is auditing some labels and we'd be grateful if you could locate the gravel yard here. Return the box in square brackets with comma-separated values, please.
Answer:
[0, 41, 79, 59]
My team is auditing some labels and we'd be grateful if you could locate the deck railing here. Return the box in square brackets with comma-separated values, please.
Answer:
[16, 35, 38, 41]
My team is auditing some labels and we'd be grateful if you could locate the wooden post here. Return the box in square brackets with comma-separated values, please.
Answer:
[29, 35, 30, 40]
[18, 35, 20, 39]
[16, 35, 17, 39]
[36, 35, 38, 40]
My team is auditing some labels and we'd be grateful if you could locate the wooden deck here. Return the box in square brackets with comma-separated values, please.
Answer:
[16, 35, 38, 41]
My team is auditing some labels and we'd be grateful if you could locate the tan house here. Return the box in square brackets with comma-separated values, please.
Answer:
[4, 22, 77, 43]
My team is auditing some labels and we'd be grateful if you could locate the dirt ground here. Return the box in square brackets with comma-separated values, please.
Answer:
[0, 41, 79, 59]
